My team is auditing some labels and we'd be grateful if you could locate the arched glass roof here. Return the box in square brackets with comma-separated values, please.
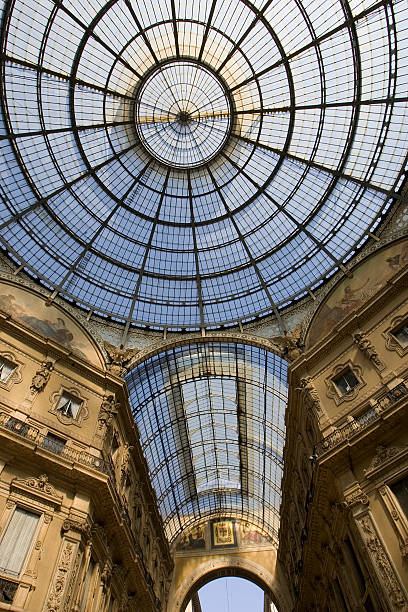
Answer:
[0, 0, 407, 330]
[126, 342, 287, 542]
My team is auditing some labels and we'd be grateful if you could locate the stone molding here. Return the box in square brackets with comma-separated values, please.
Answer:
[10, 474, 62, 508]
[355, 512, 408, 611]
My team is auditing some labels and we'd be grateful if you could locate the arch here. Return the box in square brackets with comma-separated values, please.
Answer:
[126, 340, 288, 542]
[130, 331, 288, 372]
[167, 555, 290, 612]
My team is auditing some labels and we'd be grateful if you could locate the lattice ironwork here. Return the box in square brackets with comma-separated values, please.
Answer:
[126, 342, 287, 542]
[0, 0, 407, 330]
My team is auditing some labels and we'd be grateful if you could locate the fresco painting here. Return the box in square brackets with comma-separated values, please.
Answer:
[176, 524, 206, 551]
[0, 281, 102, 366]
[308, 240, 408, 347]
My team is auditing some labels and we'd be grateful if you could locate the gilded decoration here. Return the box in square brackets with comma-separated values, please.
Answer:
[210, 519, 237, 549]
[383, 314, 408, 357]
[325, 362, 365, 405]
[0, 350, 23, 391]
[49, 387, 88, 427]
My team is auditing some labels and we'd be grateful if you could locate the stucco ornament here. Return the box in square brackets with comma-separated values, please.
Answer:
[296, 376, 321, 412]
[104, 342, 140, 376]
[31, 360, 54, 392]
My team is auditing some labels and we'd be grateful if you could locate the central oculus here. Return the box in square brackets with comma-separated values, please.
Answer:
[135, 60, 232, 168]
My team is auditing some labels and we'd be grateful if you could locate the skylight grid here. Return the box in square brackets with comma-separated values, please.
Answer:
[1, 0, 407, 329]
[126, 342, 288, 541]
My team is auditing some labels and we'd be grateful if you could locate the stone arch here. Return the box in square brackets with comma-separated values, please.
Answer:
[167, 555, 291, 612]
[129, 331, 288, 372]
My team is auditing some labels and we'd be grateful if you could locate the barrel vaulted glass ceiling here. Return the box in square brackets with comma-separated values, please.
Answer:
[0, 0, 407, 330]
[126, 343, 287, 542]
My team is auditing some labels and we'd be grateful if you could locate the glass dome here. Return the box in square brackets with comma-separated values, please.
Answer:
[0, 0, 407, 330]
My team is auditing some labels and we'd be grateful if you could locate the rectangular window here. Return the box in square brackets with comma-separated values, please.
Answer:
[42, 432, 67, 455]
[0, 508, 40, 578]
[333, 369, 359, 395]
[80, 556, 96, 611]
[391, 476, 408, 518]
[393, 322, 408, 347]
[0, 577, 18, 604]
[0, 359, 15, 383]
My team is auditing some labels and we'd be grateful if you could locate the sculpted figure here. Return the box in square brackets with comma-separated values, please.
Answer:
[98, 394, 120, 429]
[30, 360, 54, 392]
[121, 442, 134, 479]
[297, 376, 321, 411]
[353, 332, 384, 370]
[104, 342, 139, 376]
[268, 325, 304, 362]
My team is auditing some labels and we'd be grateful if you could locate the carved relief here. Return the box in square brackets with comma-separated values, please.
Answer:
[378, 484, 408, 560]
[45, 540, 75, 612]
[104, 342, 139, 376]
[356, 513, 408, 610]
[353, 332, 385, 371]
[49, 387, 88, 426]
[365, 444, 408, 474]
[343, 485, 369, 509]
[11, 474, 62, 507]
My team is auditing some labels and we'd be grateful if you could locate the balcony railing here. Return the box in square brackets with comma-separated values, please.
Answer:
[0, 412, 109, 474]
[316, 382, 408, 455]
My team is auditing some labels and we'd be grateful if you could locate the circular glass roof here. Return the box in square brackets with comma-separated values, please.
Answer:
[0, 0, 407, 330]
[135, 60, 232, 168]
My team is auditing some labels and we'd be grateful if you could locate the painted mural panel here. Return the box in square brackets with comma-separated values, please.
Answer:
[307, 240, 408, 347]
[175, 518, 273, 552]
[0, 281, 102, 366]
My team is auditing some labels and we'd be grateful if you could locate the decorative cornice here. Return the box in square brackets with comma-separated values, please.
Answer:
[343, 485, 369, 509]
[365, 444, 408, 476]
[11, 474, 62, 507]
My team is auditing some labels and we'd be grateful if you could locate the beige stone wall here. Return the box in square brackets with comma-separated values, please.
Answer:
[279, 245, 408, 610]
[0, 288, 172, 611]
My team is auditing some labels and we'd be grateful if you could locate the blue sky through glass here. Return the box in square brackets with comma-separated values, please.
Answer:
[198, 577, 264, 612]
